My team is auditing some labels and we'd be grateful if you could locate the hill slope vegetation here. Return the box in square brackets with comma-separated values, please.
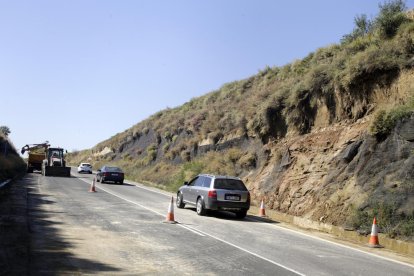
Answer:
[68, 2, 414, 239]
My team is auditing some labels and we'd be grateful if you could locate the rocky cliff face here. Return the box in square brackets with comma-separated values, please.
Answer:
[247, 70, 414, 227]
[249, 114, 414, 226]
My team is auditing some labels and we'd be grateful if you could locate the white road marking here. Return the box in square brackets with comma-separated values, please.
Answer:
[78, 177, 205, 236]
[134, 179, 414, 267]
[176, 224, 206, 237]
[246, 217, 414, 269]
[181, 225, 306, 276]
[77, 176, 303, 274]
[76, 175, 414, 272]
[134, 183, 173, 197]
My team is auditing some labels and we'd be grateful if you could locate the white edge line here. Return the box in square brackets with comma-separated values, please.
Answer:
[246, 217, 414, 269]
[128, 179, 414, 268]
[117, 178, 414, 269]
[78, 175, 414, 270]
[133, 183, 173, 197]
[191, 227, 305, 276]
[79, 177, 164, 216]
[78, 177, 205, 237]
[177, 224, 206, 237]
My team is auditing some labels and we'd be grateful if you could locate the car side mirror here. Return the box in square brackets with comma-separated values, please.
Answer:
[184, 181, 189, 186]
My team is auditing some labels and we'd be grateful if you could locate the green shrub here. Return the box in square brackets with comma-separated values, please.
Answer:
[226, 148, 243, 164]
[304, 64, 334, 95]
[375, 0, 408, 39]
[342, 0, 410, 43]
[169, 161, 205, 191]
[147, 143, 158, 152]
[164, 131, 172, 141]
[203, 152, 237, 176]
[147, 149, 157, 161]
[162, 142, 170, 153]
[239, 152, 257, 169]
[400, 218, 414, 237]
[347, 200, 414, 239]
[370, 106, 413, 139]
[347, 205, 371, 233]
[401, 179, 414, 193]
[342, 14, 373, 44]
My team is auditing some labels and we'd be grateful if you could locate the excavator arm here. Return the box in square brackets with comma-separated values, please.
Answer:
[21, 141, 50, 155]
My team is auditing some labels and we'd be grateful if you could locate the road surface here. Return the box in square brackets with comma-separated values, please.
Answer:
[24, 169, 414, 275]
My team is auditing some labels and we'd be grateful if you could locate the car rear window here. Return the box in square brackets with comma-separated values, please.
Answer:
[106, 167, 122, 172]
[214, 179, 247, 191]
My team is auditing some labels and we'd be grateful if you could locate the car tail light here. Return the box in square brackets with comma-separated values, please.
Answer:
[208, 190, 217, 199]
[104, 172, 110, 176]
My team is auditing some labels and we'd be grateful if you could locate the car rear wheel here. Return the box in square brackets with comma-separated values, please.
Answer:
[176, 193, 185, 209]
[235, 210, 247, 219]
[196, 198, 206, 216]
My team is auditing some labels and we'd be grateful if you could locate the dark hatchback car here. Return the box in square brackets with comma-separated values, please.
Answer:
[176, 174, 250, 218]
[97, 166, 124, 184]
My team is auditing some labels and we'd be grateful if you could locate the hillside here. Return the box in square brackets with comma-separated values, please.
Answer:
[0, 133, 26, 182]
[68, 3, 414, 239]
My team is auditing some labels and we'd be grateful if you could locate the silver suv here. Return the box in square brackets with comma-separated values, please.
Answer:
[176, 174, 250, 219]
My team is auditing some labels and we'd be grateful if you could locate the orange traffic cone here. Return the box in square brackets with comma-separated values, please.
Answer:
[89, 177, 97, 193]
[163, 196, 177, 224]
[259, 199, 267, 217]
[368, 217, 382, 248]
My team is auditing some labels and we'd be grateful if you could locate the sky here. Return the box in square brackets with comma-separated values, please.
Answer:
[1, 0, 414, 154]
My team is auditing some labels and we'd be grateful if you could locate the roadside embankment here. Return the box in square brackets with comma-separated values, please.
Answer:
[0, 135, 28, 273]
[0, 135, 25, 184]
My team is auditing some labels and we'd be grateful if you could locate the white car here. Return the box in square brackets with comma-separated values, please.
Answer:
[77, 163, 93, 174]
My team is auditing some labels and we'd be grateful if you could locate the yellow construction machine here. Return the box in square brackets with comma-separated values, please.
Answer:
[21, 142, 49, 173]
[21, 142, 71, 177]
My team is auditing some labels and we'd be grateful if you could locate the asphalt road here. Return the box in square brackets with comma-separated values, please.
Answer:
[25, 168, 414, 275]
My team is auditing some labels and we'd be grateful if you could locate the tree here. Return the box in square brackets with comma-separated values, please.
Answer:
[341, 0, 409, 44]
[375, 0, 408, 39]
[0, 126, 10, 137]
[341, 14, 373, 44]
[354, 14, 373, 37]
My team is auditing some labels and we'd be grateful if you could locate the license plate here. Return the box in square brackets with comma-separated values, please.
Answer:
[225, 195, 240, 201]
[112, 173, 118, 176]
